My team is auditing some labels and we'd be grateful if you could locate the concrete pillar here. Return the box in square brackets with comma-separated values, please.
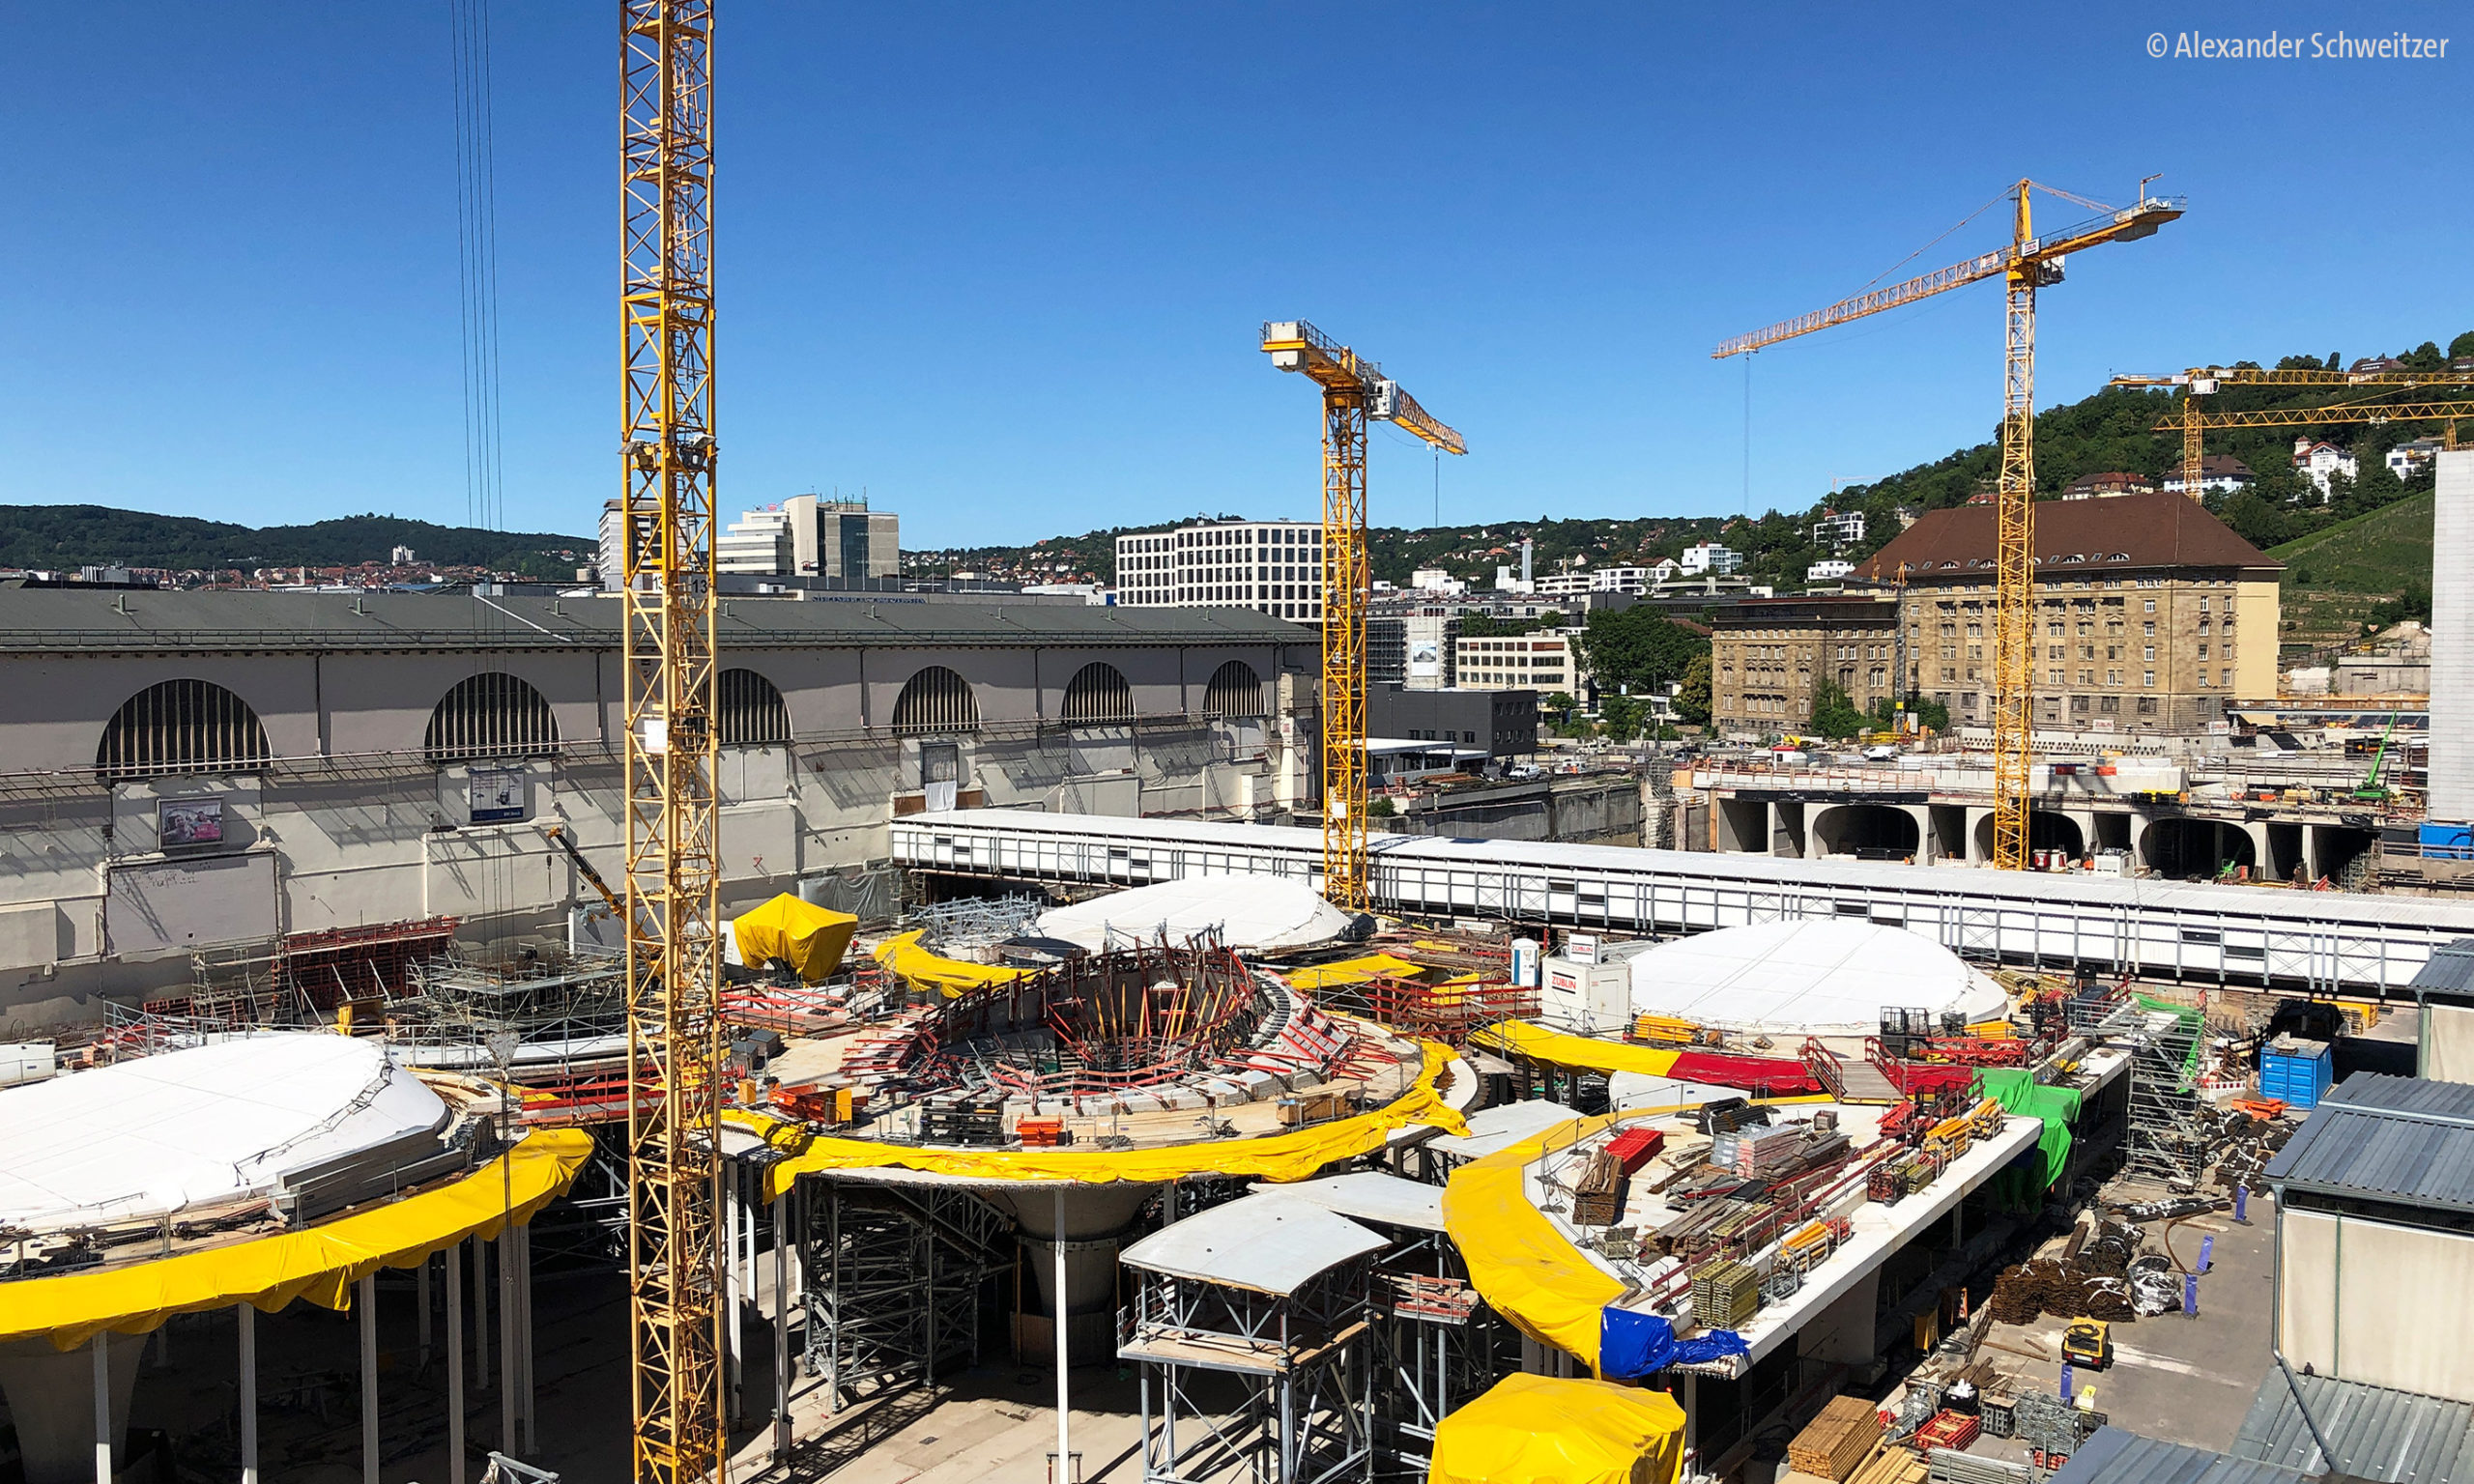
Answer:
[2241, 820, 2274, 880]
[360, 1273, 380, 1484]
[240, 1305, 259, 1484]
[2431, 450, 2474, 823]
[1800, 1269, 1883, 1366]
[0, 1332, 143, 1484]
[447, 1241, 467, 1484]
[1906, 805, 1934, 864]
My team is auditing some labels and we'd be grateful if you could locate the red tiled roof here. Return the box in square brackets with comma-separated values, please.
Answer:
[1854, 491, 2280, 583]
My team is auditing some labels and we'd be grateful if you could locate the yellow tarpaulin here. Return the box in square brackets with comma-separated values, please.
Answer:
[762, 1042, 1471, 1199]
[1, 1128, 592, 1350]
[1442, 1107, 1627, 1367]
[1471, 1019, 1685, 1077]
[734, 893, 858, 983]
[873, 928, 1034, 995]
[1286, 954, 1438, 991]
[1427, 1373, 1686, 1484]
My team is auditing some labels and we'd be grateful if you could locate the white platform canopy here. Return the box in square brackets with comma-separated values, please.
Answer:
[1268, 1170, 1448, 1232]
[1119, 1192, 1388, 1295]
[0, 1035, 448, 1236]
[1034, 875, 1353, 954]
[1424, 1099, 1583, 1162]
[1625, 919, 2007, 1036]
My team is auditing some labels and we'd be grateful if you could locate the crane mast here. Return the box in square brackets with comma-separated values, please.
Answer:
[618, 4, 727, 1482]
[1261, 322, 1463, 910]
[1717, 180, 2181, 871]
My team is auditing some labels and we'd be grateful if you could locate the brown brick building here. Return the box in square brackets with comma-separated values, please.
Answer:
[1710, 597, 1901, 733]
[1856, 491, 2282, 734]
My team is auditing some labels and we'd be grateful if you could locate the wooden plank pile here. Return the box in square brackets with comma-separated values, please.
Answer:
[1789, 1395, 1885, 1482]
[1570, 1149, 1629, 1227]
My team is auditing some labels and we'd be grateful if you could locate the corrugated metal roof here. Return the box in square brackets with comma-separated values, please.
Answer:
[2262, 1073, 2474, 1212]
[2410, 939, 2474, 999]
[2047, 1428, 2308, 1484]
[0, 589, 1309, 654]
[1116, 1192, 1387, 1295]
[2231, 1369, 2474, 1482]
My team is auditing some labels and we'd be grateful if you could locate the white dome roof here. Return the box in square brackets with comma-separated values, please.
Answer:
[1625, 919, 2007, 1037]
[1035, 875, 1352, 954]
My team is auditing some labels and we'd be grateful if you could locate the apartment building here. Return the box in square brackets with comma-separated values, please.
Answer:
[1115, 520, 1324, 622]
[1710, 597, 1902, 730]
[1853, 491, 2282, 732]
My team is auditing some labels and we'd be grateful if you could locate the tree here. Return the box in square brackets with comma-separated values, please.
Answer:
[1600, 694, 1646, 743]
[1909, 696, 1950, 731]
[1456, 612, 1510, 639]
[1541, 691, 1578, 725]
[1808, 681, 1865, 740]
[1674, 654, 1712, 724]
[1366, 795, 1397, 818]
[1577, 607, 1710, 697]
[2451, 330, 2474, 361]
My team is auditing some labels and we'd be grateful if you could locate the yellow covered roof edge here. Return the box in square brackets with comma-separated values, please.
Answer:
[1470, 1020, 1685, 1077]
[758, 1041, 1472, 1201]
[1441, 1095, 1830, 1373]
[0, 1128, 593, 1351]
[873, 928, 1035, 995]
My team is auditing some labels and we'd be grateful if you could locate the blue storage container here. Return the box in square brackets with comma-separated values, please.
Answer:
[2258, 1035, 2333, 1109]
[2422, 822, 2474, 860]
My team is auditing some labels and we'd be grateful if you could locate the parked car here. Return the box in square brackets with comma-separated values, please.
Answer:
[1862, 744, 1900, 762]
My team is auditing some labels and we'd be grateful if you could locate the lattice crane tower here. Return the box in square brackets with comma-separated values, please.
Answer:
[1715, 180, 2181, 870]
[1262, 322, 1465, 909]
[618, 3, 727, 1480]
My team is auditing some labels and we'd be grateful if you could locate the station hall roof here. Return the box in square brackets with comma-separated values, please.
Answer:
[2048, 1428, 2310, 1484]
[1118, 1191, 1389, 1295]
[1855, 491, 2281, 583]
[0, 589, 1309, 655]
[2261, 1072, 2474, 1213]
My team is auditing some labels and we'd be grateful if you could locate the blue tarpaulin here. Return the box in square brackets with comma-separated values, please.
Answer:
[1598, 1308, 1750, 1379]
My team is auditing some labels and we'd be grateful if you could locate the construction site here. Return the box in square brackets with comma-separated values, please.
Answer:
[10, 9, 2474, 1484]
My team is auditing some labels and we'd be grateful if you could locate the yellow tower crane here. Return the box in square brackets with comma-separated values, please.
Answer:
[1260, 322, 1465, 909]
[1715, 180, 2183, 870]
[2109, 364, 2474, 497]
[618, 3, 727, 1481]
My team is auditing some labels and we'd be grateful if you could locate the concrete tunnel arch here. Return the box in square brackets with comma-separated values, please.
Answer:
[2142, 816, 2258, 879]
[1810, 804, 1922, 861]
[1971, 810, 2085, 862]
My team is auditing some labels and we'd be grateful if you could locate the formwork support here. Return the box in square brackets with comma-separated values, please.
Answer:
[800, 1177, 1013, 1410]
[1122, 1264, 1375, 1484]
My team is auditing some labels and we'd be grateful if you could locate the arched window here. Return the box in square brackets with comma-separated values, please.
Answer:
[1060, 662, 1134, 726]
[716, 668, 791, 746]
[891, 666, 979, 735]
[424, 672, 560, 763]
[96, 679, 271, 781]
[1202, 660, 1265, 719]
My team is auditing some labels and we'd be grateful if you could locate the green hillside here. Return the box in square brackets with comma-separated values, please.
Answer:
[2269, 490, 2433, 648]
[0, 506, 595, 581]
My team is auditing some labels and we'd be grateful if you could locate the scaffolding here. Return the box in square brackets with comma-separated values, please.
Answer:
[1120, 1246, 1376, 1484]
[2122, 1001, 2208, 1189]
[906, 894, 1047, 956]
[1366, 1251, 1503, 1479]
[800, 1177, 1015, 1410]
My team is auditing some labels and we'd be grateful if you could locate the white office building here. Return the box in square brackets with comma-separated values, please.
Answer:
[1116, 520, 1325, 622]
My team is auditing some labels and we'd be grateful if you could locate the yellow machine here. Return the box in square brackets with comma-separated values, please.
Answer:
[2062, 1317, 2114, 1369]
[618, 3, 728, 1480]
[1260, 322, 1464, 909]
[1716, 181, 2182, 870]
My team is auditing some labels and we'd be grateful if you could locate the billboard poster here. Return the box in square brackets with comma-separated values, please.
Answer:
[158, 797, 226, 849]
[469, 769, 527, 824]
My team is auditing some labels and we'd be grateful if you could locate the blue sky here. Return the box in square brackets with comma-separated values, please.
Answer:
[3, 4, 2466, 548]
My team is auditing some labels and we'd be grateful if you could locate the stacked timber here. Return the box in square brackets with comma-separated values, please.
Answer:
[1790, 1395, 1885, 1482]
[1571, 1150, 1629, 1227]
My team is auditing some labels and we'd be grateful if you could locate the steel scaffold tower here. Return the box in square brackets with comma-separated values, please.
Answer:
[618, 3, 726, 1480]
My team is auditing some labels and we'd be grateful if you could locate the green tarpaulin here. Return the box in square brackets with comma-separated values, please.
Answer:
[1976, 1068, 2085, 1209]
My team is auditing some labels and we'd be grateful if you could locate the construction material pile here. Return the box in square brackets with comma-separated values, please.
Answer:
[1986, 1219, 2149, 1324]
[1789, 1395, 1884, 1481]
[2205, 1106, 2296, 1192]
